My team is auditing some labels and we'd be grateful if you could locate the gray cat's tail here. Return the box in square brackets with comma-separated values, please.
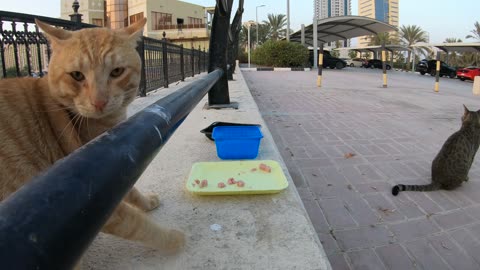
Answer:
[392, 183, 440, 196]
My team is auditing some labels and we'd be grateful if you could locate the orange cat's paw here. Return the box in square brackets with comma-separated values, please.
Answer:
[163, 230, 185, 254]
[145, 194, 161, 211]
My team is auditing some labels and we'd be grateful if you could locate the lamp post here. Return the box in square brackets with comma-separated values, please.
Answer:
[244, 20, 256, 68]
[286, 0, 290, 41]
[256, 4, 265, 47]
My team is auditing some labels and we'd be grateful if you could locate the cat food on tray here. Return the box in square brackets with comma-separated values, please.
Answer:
[259, 163, 271, 173]
[217, 182, 226, 188]
[227, 177, 236, 185]
[200, 179, 208, 188]
[236, 180, 245, 187]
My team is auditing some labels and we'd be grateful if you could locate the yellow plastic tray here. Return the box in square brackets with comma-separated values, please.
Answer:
[186, 160, 289, 195]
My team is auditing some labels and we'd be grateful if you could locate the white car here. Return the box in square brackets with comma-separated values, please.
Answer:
[344, 58, 364, 67]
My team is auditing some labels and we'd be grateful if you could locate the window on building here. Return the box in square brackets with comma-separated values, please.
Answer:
[129, 12, 144, 25]
[92, 19, 103, 27]
[152, 11, 172, 30]
[188, 17, 202, 26]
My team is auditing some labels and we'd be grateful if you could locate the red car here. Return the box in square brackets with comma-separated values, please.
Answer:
[457, 67, 480, 81]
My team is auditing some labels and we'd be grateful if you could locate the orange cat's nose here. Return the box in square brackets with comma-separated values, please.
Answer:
[94, 100, 107, 111]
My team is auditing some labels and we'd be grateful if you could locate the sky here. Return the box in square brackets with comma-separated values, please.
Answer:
[2, 0, 480, 43]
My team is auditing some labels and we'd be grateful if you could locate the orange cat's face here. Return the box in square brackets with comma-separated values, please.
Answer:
[36, 19, 146, 119]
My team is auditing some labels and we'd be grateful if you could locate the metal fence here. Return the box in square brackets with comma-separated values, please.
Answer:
[0, 10, 208, 95]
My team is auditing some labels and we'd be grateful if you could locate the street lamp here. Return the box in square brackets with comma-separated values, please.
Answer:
[256, 4, 265, 47]
[286, 0, 290, 41]
[244, 20, 256, 68]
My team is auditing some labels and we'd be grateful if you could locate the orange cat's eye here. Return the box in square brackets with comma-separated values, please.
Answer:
[110, 68, 125, 78]
[70, 71, 85, 81]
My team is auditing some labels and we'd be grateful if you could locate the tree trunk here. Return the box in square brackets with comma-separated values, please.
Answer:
[406, 50, 412, 71]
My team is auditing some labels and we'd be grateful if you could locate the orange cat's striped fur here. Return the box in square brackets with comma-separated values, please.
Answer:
[0, 19, 184, 267]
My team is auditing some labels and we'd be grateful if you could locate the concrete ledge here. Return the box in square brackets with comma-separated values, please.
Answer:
[83, 71, 330, 269]
[241, 67, 311, 72]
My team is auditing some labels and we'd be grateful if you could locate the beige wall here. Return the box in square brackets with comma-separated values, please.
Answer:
[60, 0, 105, 26]
[358, 0, 399, 48]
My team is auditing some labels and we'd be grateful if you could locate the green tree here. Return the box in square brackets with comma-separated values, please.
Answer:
[466, 21, 480, 40]
[442, 38, 463, 67]
[331, 40, 341, 58]
[263, 14, 287, 41]
[252, 40, 308, 67]
[367, 32, 394, 46]
[399, 25, 429, 70]
[348, 50, 358, 59]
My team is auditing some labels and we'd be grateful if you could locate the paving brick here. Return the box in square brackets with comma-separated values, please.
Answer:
[318, 198, 357, 228]
[373, 163, 402, 179]
[389, 218, 440, 242]
[365, 144, 389, 155]
[346, 249, 386, 270]
[356, 164, 384, 182]
[339, 165, 368, 185]
[376, 144, 402, 155]
[364, 193, 406, 222]
[389, 162, 420, 178]
[375, 244, 416, 270]
[304, 145, 330, 159]
[284, 146, 309, 159]
[389, 195, 425, 219]
[450, 229, 480, 265]
[302, 199, 330, 233]
[426, 192, 459, 211]
[432, 209, 476, 230]
[295, 158, 334, 169]
[321, 167, 349, 185]
[327, 253, 351, 270]
[439, 190, 474, 208]
[335, 225, 393, 250]
[464, 205, 480, 220]
[296, 187, 315, 201]
[353, 182, 391, 194]
[406, 192, 442, 215]
[404, 238, 450, 270]
[318, 232, 340, 255]
[344, 196, 381, 226]
[428, 233, 480, 270]
[285, 165, 307, 188]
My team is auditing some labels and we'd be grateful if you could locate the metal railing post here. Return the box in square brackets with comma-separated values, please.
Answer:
[227, 0, 244, 80]
[137, 37, 147, 97]
[162, 39, 169, 88]
[180, 44, 185, 81]
[208, 0, 234, 105]
[191, 46, 195, 77]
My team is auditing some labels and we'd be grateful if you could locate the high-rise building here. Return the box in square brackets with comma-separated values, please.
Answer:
[314, 0, 352, 55]
[358, 0, 399, 47]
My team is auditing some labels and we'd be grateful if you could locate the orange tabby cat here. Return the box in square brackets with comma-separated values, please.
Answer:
[0, 18, 184, 267]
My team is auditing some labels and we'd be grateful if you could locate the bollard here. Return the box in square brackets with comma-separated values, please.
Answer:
[317, 44, 324, 87]
[473, 76, 480, 96]
[434, 51, 441, 92]
[381, 44, 387, 88]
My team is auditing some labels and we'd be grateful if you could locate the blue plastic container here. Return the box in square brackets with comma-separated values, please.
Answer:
[212, 126, 263, 159]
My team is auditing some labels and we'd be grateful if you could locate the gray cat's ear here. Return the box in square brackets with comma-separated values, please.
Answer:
[463, 104, 470, 114]
[35, 19, 72, 44]
[120, 18, 146, 44]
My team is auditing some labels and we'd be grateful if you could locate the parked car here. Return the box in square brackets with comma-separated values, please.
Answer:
[456, 66, 480, 81]
[344, 58, 364, 67]
[308, 50, 347, 69]
[416, 59, 456, 78]
[363, 59, 391, 70]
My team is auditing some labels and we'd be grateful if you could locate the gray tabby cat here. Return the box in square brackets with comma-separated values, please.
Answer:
[392, 105, 480, 196]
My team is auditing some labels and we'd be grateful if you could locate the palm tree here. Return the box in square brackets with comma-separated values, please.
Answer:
[399, 25, 429, 70]
[263, 14, 287, 41]
[466, 21, 480, 40]
[443, 38, 463, 66]
[367, 32, 393, 46]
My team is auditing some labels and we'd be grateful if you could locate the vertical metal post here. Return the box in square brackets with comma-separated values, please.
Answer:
[317, 43, 324, 87]
[0, 20, 7, 78]
[34, 24, 44, 77]
[248, 25, 251, 68]
[23, 22, 32, 76]
[207, 0, 234, 106]
[136, 37, 147, 97]
[434, 51, 441, 92]
[191, 46, 195, 77]
[11, 22, 21, 76]
[198, 45, 201, 74]
[180, 45, 185, 81]
[162, 40, 169, 88]
[228, 0, 244, 78]
[286, 0, 290, 41]
[313, 18, 318, 70]
[381, 42, 387, 88]
[301, 24, 305, 46]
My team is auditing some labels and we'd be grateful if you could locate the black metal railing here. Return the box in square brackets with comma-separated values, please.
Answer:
[0, 10, 208, 96]
[140, 37, 207, 95]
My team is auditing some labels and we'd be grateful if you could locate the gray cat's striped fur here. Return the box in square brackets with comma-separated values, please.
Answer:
[392, 105, 480, 196]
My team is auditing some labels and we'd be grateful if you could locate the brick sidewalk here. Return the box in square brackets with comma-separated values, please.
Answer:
[244, 69, 480, 270]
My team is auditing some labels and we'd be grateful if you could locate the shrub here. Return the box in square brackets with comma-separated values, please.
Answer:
[237, 49, 248, 63]
[252, 40, 309, 67]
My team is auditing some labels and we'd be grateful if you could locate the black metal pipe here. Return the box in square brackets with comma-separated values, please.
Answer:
[0, 68, 223, 270]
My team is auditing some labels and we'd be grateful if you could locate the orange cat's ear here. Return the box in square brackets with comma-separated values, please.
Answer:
[119, 18, 146, 45]
[35, 19, 72, 44]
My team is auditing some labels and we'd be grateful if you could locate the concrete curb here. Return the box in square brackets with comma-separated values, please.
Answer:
[241, 67, 311, 72]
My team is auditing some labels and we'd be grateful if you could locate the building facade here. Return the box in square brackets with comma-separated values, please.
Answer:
[60, 0, 210, 50]
[358, 0, 399, 47]
[314, 0, 352, 56]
